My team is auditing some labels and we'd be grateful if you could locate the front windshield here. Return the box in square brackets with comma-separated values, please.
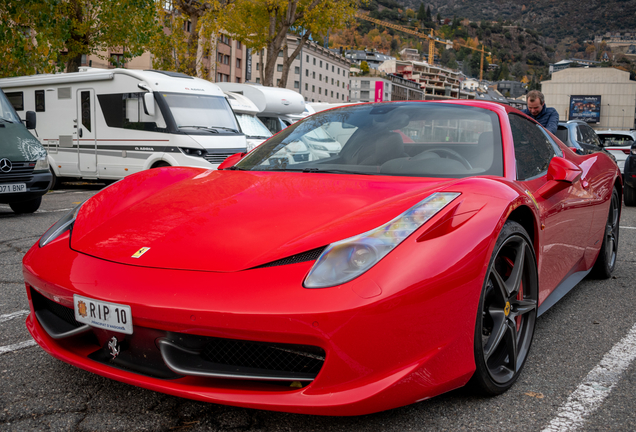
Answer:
[0, 90, 21, 123]
[236, 113, 272, 139]
[235, 102, 503, 178]
[159, 93, 240, 132]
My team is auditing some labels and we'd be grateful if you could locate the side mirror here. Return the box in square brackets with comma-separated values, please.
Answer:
[537, 156, 583, 198]
[25, 111, 36, 129]
[631, 142, 636, 155]
[218, 152, 247, 170]
[143, 92, 155, 116]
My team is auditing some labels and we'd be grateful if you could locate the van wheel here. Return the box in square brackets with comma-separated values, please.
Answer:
[152, 161, 170, 168]
[50, 171, 61, 190]
[10, 197, 42, 214]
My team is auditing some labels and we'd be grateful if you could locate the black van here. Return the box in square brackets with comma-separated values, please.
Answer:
[0, 88, 52, 213]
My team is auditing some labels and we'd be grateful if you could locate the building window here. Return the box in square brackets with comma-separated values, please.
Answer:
[319, 87, 322, 94]
[342, 94, 345, 101]
[319, 74, 322, 80]
[331, 91, 333, 97]
[256, 63, 259, 70]
[278, 51, 283, 57]
[338, 67, 340, 74]
[361, 90, 369, 100]
[312, 85, 315, 92]
[256, 77, 260, 83]
[220, 34, 230, 45]
[306, 55, 309, 62]
[236, 41, 241, 49]
[236, 58, 241, 68]
[312, 72, 316, 79]
[236, 77, 241, 83]
[277, 79, 281, 86]
[325, 76, 328, 83]
[294, 81, 299, 89]
[110, 53, 125, 68]
[184, 20, 192, 32]
[331, 78, 334, 85]
[295, 66, 300, 74]
[332, 65, 334, 72]
[277, 64, 283, 72]
[313, 58, 316, 65]
[305, 83, 308, 90]
[305, 69, 308, 76]
[218, 52, 223, 63]
[336, 92, 339, 99]
[326, 62, 329, 70]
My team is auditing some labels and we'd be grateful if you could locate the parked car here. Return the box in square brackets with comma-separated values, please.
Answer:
[24, 101, 622, 415]
[596, 129, 636, 174]
[554, 120, 616, 162]
[623, 141, 636, 205]
[0, 88, 51, 213]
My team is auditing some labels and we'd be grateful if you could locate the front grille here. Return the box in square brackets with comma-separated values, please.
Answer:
[204, 152, 237, 164]
[159, 333, 326, 381]
[254, 246, 326, 269]
[31, 288, 80, 328]
[292, 153, 310, 162]
[0, 162, 34, 183]
[201, 339, 325, 376]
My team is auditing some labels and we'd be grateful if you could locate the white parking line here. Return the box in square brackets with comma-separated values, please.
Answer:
[0, 339, 37, 355]
[620, 226, 636, 230]
[0, 310, 29, 324]
[542, 322, 636, 431]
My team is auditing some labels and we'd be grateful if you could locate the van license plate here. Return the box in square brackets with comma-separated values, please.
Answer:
[73, 294, 133, 334]
[0, 183, 26, 194]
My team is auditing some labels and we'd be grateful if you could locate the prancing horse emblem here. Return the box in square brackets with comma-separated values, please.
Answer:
[108, 336, 120, 359]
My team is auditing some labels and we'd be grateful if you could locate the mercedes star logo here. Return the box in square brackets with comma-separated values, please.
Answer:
[0, 158, 11, 173]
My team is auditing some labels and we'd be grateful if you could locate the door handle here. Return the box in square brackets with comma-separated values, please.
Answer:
[78, 128, 83, 138]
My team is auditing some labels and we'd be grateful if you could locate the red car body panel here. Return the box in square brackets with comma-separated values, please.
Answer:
[22, 100, 621, 415]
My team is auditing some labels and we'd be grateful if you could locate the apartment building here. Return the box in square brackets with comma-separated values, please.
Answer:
[349, 74, 424, 102]
[249, 35, 351, 103]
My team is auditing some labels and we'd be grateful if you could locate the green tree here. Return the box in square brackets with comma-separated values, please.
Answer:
[0, 0, 160, 76]
[360, 60, 369, 75]
[225, 0, 360, 88]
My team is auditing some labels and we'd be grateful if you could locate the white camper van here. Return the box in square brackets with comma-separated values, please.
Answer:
[216, 83, 305, 134]
[224, 91, 272, 151]
[0, 68, 246, 185]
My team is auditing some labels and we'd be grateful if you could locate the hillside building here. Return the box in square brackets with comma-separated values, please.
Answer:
[349, 74, 424, 103]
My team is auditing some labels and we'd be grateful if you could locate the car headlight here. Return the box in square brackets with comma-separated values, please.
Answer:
[34, 157, 49, 171]
[308, 144, 329, 152]
[179, 147, 206, 157]
[304, 192, 461, 288]
[39, 202, 84, 247]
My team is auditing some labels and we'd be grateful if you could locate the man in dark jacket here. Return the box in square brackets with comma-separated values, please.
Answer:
[523, 90, 559, 134]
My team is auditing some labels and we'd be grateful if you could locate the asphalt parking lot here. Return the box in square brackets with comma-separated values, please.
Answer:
[1, 183, 636, 431]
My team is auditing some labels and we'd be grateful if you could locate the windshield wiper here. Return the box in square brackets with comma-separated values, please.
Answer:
[178, 125, 239, 133]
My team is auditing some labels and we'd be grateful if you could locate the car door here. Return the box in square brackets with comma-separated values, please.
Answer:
[509, 114, 594, 299]
[77, 89, 97, 174]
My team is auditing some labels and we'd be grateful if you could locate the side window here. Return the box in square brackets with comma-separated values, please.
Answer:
[584, 126, 601, 146]
[5, 92, 23, 111]
[98, 93, 167, 132]
[35, 90, 45, 112]
[509, 114, 556, 180]
[81, 90, 91, 132]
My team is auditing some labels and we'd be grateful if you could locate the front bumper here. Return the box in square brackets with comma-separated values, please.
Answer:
[0, 170, 52, 204]
[23, 229, 484, 415]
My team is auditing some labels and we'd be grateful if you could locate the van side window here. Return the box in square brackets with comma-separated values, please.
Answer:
[35, 90, 45, 112]
[81, 90, 91, 132]
[98, 93, 167, 132]
[5, 92, 23, 111]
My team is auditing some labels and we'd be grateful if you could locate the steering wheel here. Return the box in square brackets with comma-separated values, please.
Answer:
[415, 148, 473, 170]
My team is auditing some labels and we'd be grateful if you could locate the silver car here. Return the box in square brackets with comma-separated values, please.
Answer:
[596, 130, 636, 174]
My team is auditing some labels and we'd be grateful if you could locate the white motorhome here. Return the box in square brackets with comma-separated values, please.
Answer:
[216, 83, 306, 134]
[0, 68, 246, 185]
[224, 91, 272, 151]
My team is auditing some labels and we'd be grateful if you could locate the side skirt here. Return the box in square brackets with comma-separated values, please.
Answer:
[537, 268, 592, 317]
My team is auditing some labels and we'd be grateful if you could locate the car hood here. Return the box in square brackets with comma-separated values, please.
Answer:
[71, 167, 457, 272]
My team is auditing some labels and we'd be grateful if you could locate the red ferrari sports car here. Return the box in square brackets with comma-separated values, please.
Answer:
[23, 101, 621, 415]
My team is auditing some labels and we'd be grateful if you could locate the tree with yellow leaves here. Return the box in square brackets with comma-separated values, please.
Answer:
[0, 0, 160, 77]
[224, 0, 361, 88]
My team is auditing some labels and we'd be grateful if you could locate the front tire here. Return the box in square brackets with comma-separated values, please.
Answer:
[590, 187, 620, 279]
[9, 196, 42, 214]
[470, 221, 538, 396]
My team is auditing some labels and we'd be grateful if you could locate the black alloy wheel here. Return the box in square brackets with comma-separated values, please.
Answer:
[470, 221, 538, 395]
[591, 187, 620, 279]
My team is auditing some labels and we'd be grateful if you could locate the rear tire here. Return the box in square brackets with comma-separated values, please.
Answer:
[152, 161, 170, 168]
[9, 196, 42, 214]
[469, 221, 538, 396]
[590, 187, 620, 279]
[625, 183, 636, 206]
